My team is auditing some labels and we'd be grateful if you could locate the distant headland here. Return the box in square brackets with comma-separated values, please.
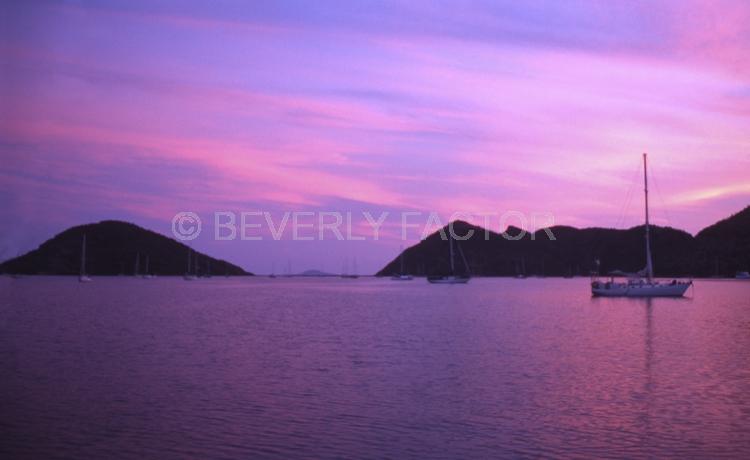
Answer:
[0, 220, 250, 276]
[378, 206, 750, 278]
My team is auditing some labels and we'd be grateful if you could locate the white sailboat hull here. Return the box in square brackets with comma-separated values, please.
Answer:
[78, 275, 92, 283]
[391, 275, 413, 281]
[591, 281, 690, 297]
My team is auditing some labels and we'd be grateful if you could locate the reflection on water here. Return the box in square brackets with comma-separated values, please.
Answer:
[1, 277, 749, 458]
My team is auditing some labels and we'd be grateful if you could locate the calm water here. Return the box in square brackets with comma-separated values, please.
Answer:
[1, 277, 749, 458]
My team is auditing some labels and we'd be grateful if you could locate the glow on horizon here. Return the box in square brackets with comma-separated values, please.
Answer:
[1, 0, 749, 273]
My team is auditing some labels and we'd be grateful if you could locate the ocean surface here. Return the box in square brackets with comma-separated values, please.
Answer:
[1, 276, 749, 459]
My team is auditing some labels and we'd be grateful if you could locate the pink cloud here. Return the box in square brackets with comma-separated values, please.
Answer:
[3, 0, 750, 271]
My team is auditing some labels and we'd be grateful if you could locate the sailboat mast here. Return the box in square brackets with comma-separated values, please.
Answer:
[80, 234, 87, 276]
[643, 153, 653, 281]
[449, 234, 455, 275]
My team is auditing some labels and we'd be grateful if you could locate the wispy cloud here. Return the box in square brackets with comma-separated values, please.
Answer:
[2, 0, 749, 272]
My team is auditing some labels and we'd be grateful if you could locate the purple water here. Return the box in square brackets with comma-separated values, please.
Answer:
[2, 277, 749, 458]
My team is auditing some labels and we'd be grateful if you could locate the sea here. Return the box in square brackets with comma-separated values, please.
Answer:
[1, 276, 749, 458]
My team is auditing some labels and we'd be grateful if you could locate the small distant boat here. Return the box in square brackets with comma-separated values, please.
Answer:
[515, 258, 527, 279]
[200, 259, 212, 279]
[341, 257, 359, 279]
[736, 271, 750, 279]
[284, 259, 293, 277]
[391, 247, 413, 281]
[141, 255, 155, 279]
[79, 233, 92, 283]
[183, 248, 197, 281]
[428, 275, 470, 284]
[591, 154, 691, 297]
[427, 232, 470, 284]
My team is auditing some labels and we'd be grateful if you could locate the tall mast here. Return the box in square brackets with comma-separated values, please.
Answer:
[80, 234, 87, 276]
[643, 153, 653, 281]
[449, 233, 455, 275]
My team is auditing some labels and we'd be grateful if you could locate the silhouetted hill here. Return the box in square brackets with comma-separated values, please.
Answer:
[693, 206, 750, 276]
[377, 207, 750, 277]
[0, 220, 250, 276]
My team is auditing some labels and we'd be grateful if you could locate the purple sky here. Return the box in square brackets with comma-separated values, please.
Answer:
[1, 0, 749, 274]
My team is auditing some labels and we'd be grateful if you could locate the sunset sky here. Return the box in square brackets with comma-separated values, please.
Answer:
[2, 0, 749, 274]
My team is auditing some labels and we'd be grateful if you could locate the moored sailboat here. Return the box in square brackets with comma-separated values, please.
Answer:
[391, 246, 413, 280]
[341, 257, 359, 278]
[428, 231, 470, 284]
[591, 154, 691, 297]
[142, 255, 155, 279]
[79, 234, 92, 283]
[183, 248, 197, 280]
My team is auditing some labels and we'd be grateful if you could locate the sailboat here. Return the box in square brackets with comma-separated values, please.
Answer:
[391, 246, 413, 280]
[285, 259, 293, 277]
[142, 255, 155, 279]
[183, 248, 197, 281]
[79, 234, 92, 282]
[591, 154, 692, 297]
[515, 258, 527, 279]
[341, 257, 359, 278]
[427, 232, 470, 284]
